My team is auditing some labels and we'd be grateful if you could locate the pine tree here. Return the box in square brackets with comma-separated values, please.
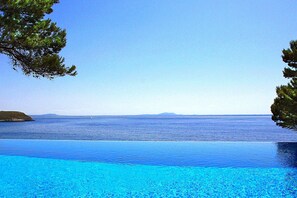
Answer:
[0, 0, 77, 79]
[271, 41, 297, 129]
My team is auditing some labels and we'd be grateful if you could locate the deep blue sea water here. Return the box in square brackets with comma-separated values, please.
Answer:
[0, 115, 297, 141]
[0, 140, 297, 197]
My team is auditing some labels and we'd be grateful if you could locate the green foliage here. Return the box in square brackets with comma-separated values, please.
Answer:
[282, 41, 297, 78]
[0, 0, 76, 79]
[271, 41, 297, 129]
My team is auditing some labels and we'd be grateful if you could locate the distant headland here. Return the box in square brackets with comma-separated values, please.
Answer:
[0, 111, 33, 122]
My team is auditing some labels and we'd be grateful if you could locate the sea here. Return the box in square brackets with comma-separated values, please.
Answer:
[0, 115, 297, 141]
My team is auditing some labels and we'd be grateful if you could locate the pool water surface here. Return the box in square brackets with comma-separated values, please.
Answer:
[0, 140, 297, 197]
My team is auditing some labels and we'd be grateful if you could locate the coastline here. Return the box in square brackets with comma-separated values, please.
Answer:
[0, 119, 33, 122]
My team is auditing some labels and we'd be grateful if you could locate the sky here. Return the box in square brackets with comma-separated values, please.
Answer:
[1, 0, 297, 115]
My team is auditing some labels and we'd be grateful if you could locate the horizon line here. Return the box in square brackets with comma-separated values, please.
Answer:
[30, 113, 272, 117]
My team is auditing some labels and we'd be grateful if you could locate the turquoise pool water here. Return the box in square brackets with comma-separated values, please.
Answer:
[1, 155, 297, 197]
[0, 140, 297, 197]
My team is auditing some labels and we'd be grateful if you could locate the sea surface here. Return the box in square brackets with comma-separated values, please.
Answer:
[0, 115, 297, 141]
[0, 140, 297, 197]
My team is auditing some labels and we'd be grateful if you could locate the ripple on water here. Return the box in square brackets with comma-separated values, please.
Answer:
[0, 155, 297, 197]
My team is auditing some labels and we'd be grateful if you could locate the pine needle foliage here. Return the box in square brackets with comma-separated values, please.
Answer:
[0, 0, 77, 79]
[271, 40, 297, 129]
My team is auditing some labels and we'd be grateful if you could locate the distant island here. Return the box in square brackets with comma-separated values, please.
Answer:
[33, 114, 60, 118]
[157, 112, 177, 116]
[0, 111, 33, 122]
[32, 113, 179, 117]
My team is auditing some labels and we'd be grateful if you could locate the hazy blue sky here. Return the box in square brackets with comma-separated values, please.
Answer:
[1, 0, 297, 115]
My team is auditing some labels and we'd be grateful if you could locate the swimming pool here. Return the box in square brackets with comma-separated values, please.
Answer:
[0, 140, 297, 197]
